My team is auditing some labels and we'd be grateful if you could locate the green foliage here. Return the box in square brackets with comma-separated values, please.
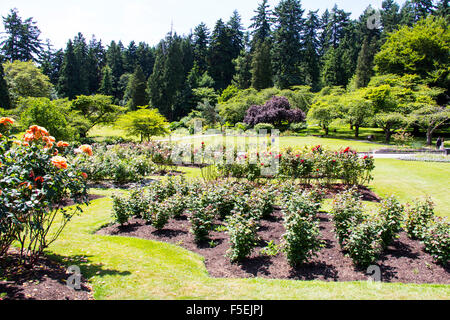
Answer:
[0, 63, 11, 109]
[254, 123, 275, 132]
[0, 123, 89, 263]
[377, 196, 405, 247]
[3, 60, 52, 104]
[226, 212, 259, 262]
[187, 196, 216, 243]
[330, 188, 365, 247]
[112, 195, 131, 225]
[115, 107, 169, 141]
[70, 94, 125, 138]
[374, 16, 450, 90]
[405, 198, 436, 240]
[18, 97, 76, 141]
[344, 218, 384, 268]
[422, 217, 449, 265]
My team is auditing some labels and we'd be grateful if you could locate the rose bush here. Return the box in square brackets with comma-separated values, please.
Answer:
[0, 118, 89, 263]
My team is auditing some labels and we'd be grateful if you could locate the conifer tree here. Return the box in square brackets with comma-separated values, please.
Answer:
[58, 40, 83, 99]
[251, 40, 273, 90]
[193, 23, 210, 74]
[99, 65, 114, 96]
[126, 65, 148, 110]
[272, 0, 305, 89]
[1, 8, 43, 62]
[250, 0, 273, 47]
[232, 49, 252, 89]
[0, 61, 11, 109]
[302, 10, 321, 91]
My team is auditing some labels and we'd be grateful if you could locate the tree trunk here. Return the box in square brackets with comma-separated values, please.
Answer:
[324, 127, 329, 136]
[355, 125, 360, 138]
[426, 128, 433, 146]
[385, 129, 392, 144]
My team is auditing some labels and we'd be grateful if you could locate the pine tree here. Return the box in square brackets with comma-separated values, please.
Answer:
[0, 61, 11, 109]
[193, 23, 210, 74]
[232, 49, 252, 89]
[136, 42, 155, 78]
[126, 65, 148, 110]
[251, 40, 273, 90]
[435, 0, 449, 21]
[207, 19, 235, 90]
[86, 36, 105, 94]
[124, 41, 138, 74]
[272, 0, 305, 89]
[148, 34, 186, 121]
[72, 33, 89, 95]
[381, 0, 402, 33]
[40, 40, 64, 86]
[106, 41, 125, 102]
[58, 40, 83, 99]
[99, 65, 113, 96]
[318, 9, 331, 58]
[354, 37, 377, 88]
[302, 10, 321, 91]
[227, 10, 245, 62]
[250, 0, 273, 46]
[411, 0, 435, 21]
[1, 9, 43, 62]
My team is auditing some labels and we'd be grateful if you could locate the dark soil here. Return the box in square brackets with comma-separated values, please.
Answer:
[98, 210, 449, 285]
[0, 249, 93, 300]
[57, 194, 105, 208]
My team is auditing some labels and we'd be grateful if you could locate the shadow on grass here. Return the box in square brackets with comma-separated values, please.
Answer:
[46, 252, 132, 280]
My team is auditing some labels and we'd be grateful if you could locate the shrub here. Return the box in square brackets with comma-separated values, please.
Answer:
[151, 201, 172, 230]
[187, 196, 216, 242]
[289, 122, 307, 133]
[330, 188, 365, 247]
[226, 213, 259, 262]
[0, 121, 89, 263]
[111, 195, 131, 225]
[282, 206, 323, 267]
[254, 123, 275, 133]
[422, 218, 449, 266]
[166, 193, 187, 218]
[344, 218, 384, 268]
[405, 198, 435, 240]
[377, 196, 404, 247]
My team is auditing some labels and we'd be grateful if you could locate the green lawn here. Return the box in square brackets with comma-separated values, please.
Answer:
[370, 159, 450, 217]
[38, 156, 450, 300]
[45, 194, 449, 300]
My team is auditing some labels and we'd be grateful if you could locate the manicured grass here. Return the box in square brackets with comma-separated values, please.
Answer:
[370, 159, 450, 217]
[45, 194, 449, 300]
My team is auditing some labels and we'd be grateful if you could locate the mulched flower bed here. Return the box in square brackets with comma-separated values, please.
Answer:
[98, 209, 449, 285]
[0, 194, 103, 300]
[0, 249, 93, 301]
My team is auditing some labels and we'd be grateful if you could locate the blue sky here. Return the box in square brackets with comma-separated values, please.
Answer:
[0, 0, 407, 49]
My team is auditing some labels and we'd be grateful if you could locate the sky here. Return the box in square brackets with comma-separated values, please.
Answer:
[0, 0, 408, 50]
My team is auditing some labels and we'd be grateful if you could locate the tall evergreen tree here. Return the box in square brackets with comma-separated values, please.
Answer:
[72, 33, 89, 95]
[86, 36, 105, 94]
[148, 34, 186, 121]
[0, 61, 11, 109]
[1, 8, 43, 62]
[381, 0, 402, 33]
[99, 65, 114, 96]
[207, 19, 235, 90]
[136, 42, 155, 78]
[354, 36, 378, 88]
[318, 9, 331, 58]
[124, 41, 138, 74]
[193, 23, 210, 74]
[302, 10, 321, 91]
[58, 40, 84, 99]
[227, 10, 245, 62]
[411, 0, 435, 20]
[232, 49, 252, 89]
[126, 65, 148, 110]
[435, 0, 450, 21]
[250, 0, 273, 46]
[106, 41, 125, 102]
[40, 40, 64, 86]
[272, 0, 305, 89]
[251, 40, 273, 90]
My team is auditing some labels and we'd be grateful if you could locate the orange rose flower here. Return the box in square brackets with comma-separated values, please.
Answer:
[51, 156, 68, 170]
[57, 141, 70, 148]
[0, 117, 14, 126]
[81, 172, 88, 179]
[79, 145, 93, 156]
